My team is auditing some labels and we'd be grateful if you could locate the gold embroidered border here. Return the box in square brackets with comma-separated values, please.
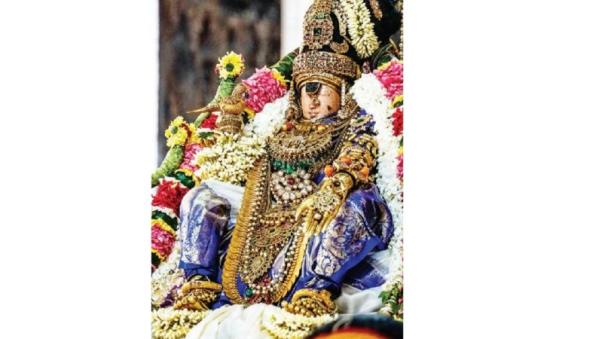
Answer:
[271, 226, 311, 302]
[221, 156, 269, 304]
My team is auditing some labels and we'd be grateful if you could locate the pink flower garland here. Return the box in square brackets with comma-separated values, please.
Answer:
[396, 154, 403, 180]
[151, 224, 176, 260]
[243, 67, 287, 113]
[179, 143, 203, 173]
[374, 60, 403, 101]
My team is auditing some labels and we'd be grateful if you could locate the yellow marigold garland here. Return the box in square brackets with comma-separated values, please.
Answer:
[165, 116, 200, 148]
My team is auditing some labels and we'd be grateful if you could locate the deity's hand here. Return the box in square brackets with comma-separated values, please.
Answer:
[295, 172, 354, 236]
[173, 279, 222, 311]
[187, 83, 248, 130]
[280, 289, 337, 317]
[216, 83, 247, 134]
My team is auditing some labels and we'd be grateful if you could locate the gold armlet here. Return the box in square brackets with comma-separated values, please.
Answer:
[331, 146, 375, 184]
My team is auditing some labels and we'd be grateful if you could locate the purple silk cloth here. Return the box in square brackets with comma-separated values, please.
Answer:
[177, 181, 393, 309]
[178, 184, 231, 282]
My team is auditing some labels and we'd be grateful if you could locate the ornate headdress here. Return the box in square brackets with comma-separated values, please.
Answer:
[292, 0, 401, 86]
[289, 0, 402, 118]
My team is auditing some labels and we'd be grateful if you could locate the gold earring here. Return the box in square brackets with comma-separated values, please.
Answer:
[286, 87, 301, 121]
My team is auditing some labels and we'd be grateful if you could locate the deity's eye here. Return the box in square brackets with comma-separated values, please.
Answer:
[304, 82, 321, 95]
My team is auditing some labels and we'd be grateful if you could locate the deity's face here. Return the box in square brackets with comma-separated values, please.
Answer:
[300, 82, 341, 121]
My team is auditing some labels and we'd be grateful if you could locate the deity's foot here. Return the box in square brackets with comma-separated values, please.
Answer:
[173, 278, 222, 311]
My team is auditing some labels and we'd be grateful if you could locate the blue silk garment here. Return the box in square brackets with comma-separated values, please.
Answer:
[178, 178, 393, 309]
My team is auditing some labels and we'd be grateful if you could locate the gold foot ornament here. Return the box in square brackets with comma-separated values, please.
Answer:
[280, 289, 337, 317]
[173, 279, 222, 311]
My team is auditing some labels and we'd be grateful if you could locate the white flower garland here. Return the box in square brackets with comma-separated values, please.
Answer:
[151, 307, 207, 339]
[340, 0, 380, 58]
[245, 94, 288, 140]
[351, 73, 404, 290]
[152, 233, 185, 307]
[192, 94, 287, 186]
[260, 306, 336, 339]
[194, 134, 266, 186]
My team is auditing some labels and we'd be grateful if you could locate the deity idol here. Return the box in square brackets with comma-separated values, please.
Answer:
[156, 0, 403, 319]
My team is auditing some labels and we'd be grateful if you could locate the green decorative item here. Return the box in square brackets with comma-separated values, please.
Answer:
[152, 145, 184, 187]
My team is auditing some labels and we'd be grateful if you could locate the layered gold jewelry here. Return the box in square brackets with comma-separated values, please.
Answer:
[222, 112, 355, 304]
[303, 0, 334, 50]
[281, 289, 337, 317]
[215, 113, 243, 134]
[222, 156, 310, 304]
[270, 169, 317, 205]
[173, 280, 222, 311]
[295, 172, 354, 236]
[330, 40, 350, 54]
[329, 115, 379, 183]
[268, 119, 348, 168]
[292, 51, 359, 84]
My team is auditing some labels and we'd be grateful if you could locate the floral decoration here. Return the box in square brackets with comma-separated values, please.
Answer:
[341, 0, 380, 58]
[243, 67, 287, 114]
[392, 106, 403, 137]
[152, 223, 177, 262]
[352, 68, 404, 320]
[379, 281, 403, 320]
[200, 113, 218, 130]
[244, 95, 288, 140]
[216, 51, 245, 80]
[152, 236, 185, 308]
[374, 59, 403, 101]
[152, 179, 191, 215]
[179, 144, 204, 173]
[165, 117, 188, 148]
[194, 134, 267, 186]
[260, 305, 336, 339]
[151, 308, 207, 339]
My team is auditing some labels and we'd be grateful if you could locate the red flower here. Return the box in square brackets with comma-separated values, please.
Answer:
[201, 113, 218, 129]
[152, 180, 190, 215]
[396, 155, 403, 179]
[392, 107, 403, 137]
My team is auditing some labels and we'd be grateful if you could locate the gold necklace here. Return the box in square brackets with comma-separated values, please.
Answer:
[222, 118, 352, 304]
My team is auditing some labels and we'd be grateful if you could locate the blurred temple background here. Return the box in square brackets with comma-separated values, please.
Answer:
[157, 0, 399, 164]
